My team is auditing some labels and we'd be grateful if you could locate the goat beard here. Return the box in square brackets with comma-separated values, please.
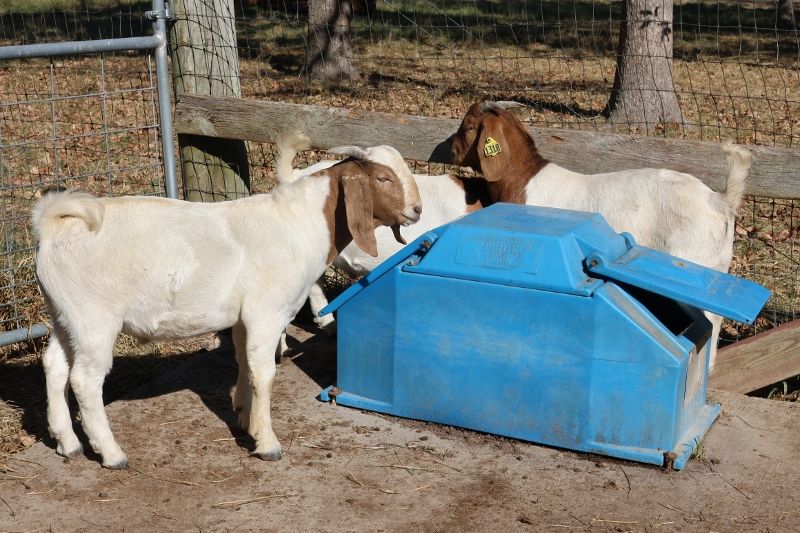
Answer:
[391, 224, 407, 245]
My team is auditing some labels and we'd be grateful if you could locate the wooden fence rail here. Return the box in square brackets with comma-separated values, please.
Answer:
[174, 94, 800, 199]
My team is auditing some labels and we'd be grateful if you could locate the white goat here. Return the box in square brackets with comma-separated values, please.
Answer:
[33, 158, 421, 469]
[275, 133, 490, 335]
[450, 101, 753, 371]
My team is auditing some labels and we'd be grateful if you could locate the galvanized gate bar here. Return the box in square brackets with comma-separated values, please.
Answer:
[0, 36, 162, 60]
[0, 0, 178, 347]
[0, 324, 50, 346]
[150, 0, 179, 200]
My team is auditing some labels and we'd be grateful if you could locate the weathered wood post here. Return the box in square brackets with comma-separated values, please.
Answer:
[169, 0, 249, 201]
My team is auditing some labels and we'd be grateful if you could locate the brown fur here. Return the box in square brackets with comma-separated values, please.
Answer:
[320, 159, 406, 263]
[451, 102, 549, 204]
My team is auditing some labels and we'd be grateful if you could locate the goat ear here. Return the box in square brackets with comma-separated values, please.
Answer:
[477, 117, 509, 182]
[328, 145, 369, 159]
[342, 174, 378, 257]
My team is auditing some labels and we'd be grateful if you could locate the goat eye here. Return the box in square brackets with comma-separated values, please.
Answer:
[377, 175, 390, 183]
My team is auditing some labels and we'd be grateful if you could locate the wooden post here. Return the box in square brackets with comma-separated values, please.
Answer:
[169, 0, 249, 201]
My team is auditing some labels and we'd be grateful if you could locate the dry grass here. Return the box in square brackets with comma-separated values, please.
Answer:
[239, 19, 800, 144]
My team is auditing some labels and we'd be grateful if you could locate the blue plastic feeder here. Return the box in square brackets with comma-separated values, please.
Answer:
[319, 204, 770, 469]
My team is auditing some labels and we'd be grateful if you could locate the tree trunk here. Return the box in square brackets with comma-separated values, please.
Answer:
[606, 0, 683, 129]
[170, 0, 250, 201]
[777, 0, 796, 29]
[305, 0, 360, 82]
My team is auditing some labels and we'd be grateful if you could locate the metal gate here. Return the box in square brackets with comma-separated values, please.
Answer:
[0, 0, 178, 347]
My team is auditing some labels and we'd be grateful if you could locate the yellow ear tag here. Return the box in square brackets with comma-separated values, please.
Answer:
[484, 137, 502, 157]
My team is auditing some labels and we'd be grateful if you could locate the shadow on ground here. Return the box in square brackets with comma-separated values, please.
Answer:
[0, 312, 337, 462]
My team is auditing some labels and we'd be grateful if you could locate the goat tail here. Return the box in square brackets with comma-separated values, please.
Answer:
[720, 141, 752, 217]
[32, 189, 104, 241]
[275, 131, 312, 184]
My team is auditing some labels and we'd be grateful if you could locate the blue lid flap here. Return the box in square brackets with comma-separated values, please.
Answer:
[586, 246, 771, 324]
[318, 231, 442, 316]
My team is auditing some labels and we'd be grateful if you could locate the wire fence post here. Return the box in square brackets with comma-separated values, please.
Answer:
[149, 0, 179, 200]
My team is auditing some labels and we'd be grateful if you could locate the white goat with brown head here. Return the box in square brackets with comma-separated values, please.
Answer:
[275, 132, 490, 336]
[33, 158, 421, 469]
[450, 101, 752, 371]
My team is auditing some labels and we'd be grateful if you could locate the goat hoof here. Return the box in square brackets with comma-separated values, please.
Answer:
[103, 456, 129, 470]
[57, 442, 84, 459]
[252, 449, 282, 461]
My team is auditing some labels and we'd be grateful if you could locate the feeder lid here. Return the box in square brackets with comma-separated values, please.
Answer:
[321, 204, 629, 315]
[402, 203, 630, 296]
[585, 246, 770, 324]
[321, 204, 770, 324]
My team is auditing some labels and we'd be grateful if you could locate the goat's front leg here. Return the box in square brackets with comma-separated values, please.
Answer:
[241, 318, 283, 461]
[42, 327, 82, 458]
[276, 330, 290, 361]
[69, 333, 128, 469]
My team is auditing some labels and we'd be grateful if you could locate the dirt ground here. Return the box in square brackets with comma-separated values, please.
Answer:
[1, 324, 799, 532]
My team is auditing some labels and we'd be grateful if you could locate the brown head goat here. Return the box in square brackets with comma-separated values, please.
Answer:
[451, 100, 752, 371]
[274, 132, 489, 340]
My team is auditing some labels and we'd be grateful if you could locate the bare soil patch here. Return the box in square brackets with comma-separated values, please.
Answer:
[1, 324, 799, 531]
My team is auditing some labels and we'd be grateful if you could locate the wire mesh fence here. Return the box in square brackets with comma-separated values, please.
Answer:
[234, 0, 800, 144]
[231, 0, 800, 341]
[0, 1, 174, 348]
[1, 0, 799, 350]
[0, 53, 165, 345]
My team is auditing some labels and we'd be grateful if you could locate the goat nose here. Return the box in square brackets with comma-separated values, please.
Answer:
[414, 205, 422, 215]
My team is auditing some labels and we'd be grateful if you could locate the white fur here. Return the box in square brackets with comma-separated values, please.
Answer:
[32, 165, 417, 468]
[517, 146, 751, 372]
[523, 146, 748, 273]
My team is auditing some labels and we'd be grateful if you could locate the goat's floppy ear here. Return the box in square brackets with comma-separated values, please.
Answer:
[328, 145, 369, 159]
[342, 173, 378, 257]
[477, 115, 510, 182]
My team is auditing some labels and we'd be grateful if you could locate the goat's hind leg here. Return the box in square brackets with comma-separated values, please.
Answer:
[707, 312, 724, 375]
[231, 322, 252, 427]
[42, 328, 82, 458]
[69, 331, 128, 469]
[242, 314, 284, 461]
